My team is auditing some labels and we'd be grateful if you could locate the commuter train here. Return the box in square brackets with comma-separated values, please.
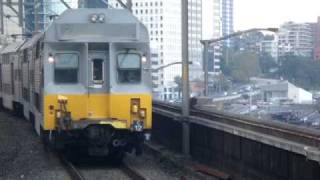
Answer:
[0, 8, 152, 158]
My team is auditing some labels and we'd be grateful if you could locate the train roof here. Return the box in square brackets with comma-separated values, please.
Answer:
[20, 33, 43, 50]
[0, 41, 25, 54]
[45, 8, 149, 43]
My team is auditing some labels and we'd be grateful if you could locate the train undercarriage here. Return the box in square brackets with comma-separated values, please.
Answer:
[41, 124, 147, 159]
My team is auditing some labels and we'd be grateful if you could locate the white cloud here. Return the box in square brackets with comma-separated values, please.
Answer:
[234, 0, 320, 30]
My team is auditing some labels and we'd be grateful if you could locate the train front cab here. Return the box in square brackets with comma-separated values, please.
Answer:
[42, 41, 151, 155]
[39, 9, 152, 156]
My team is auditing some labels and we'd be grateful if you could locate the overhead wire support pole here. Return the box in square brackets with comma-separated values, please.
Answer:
[181, 0, 190, 156]
[34, 0, 39, 32]
[3, 0, 24, 27]
[115, 0, 132, 12]
[18, 0, 23, 27]
[0, 0, 3, 34]
[151, 61, 192, 72]
[203, 41, 209, 96]
[60, 0, 71, 9]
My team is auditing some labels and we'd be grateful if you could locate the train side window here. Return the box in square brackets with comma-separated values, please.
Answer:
[23, 50, 28, 62]
[117, 53, 141, 83]
[54, 53, 79, 83]
[92, 59, 104, 84]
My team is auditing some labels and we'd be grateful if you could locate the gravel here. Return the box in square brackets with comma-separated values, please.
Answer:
[0, 110, 211, 180]
[0, 111, 69, 180]
[125, 153, 205, 180]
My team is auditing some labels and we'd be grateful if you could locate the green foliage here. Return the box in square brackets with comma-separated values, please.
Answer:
[242, 94, 249, 100]
[279, 55, 320, 90]
[259, 52, 277, 75]
[229, 51, 261, 83]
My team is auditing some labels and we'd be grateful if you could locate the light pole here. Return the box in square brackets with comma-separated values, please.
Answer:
[201, 28, 279, 97]
[181, 0, 190, 156]
[151, 61, 192, 72]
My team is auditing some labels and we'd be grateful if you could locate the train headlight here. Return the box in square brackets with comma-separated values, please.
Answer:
[48, 53, 55, 63]
[131, 104, 139, 113]
[139, 109, 146, 118]
[98, 13, 105, 23]
[90, 14, 98, 23]
[141, 55, 147, 64]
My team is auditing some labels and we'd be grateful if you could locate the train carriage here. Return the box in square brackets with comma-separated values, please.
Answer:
[0, 8, 152, 158]
[0, 41, 25, 111]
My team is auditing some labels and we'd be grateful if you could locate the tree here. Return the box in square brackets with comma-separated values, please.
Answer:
[278, 55, 320, 90]
[259, 52, 277, 75]
[232, 31, 264, 52]
[229, 51, 261, 83]
[174, 76, 182, 98]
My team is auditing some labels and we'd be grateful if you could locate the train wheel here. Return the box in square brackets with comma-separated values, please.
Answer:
[40, 127, 51, 152]
[40, 128, 64, 151]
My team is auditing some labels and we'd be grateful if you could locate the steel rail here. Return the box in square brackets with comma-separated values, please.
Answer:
[58, 154, 86, 180]
[121, 161, 147, 180]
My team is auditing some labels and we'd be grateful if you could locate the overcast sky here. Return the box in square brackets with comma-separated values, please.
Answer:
[234, 0, 320, 30]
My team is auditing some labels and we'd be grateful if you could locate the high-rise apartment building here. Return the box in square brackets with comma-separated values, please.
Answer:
[110, 0, 202, 100]
[202, 0, 222, 75]
[188, 0, 203, 81]
[278, 22, 314, 57]
[24, 0, 78, 34]
[221, 0, 233, 47]
[314, 17, 320, 60]
[259, 39, 279, 62]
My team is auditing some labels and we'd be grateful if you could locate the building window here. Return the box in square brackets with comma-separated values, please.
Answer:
[54, 53, 79, 83]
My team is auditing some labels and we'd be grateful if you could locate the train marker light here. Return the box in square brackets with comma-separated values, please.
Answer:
[48, 54, 55, 63]
[139, 109, 146, 118]
[132, 104, 139, 113]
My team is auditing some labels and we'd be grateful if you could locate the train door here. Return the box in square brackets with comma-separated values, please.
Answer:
[87, 52, 108, 118]
[89, 52, 106, 89]
[0, 64, 2, 93]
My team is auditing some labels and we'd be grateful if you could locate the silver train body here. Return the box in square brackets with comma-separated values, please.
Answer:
[0, 9, 152, 157]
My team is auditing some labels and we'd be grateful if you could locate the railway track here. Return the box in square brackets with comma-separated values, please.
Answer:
[153, 100, 320, 147]
[58, 153, 147, 180]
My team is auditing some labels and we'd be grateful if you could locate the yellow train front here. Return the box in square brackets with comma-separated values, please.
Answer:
[38, 9, 152, 157]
